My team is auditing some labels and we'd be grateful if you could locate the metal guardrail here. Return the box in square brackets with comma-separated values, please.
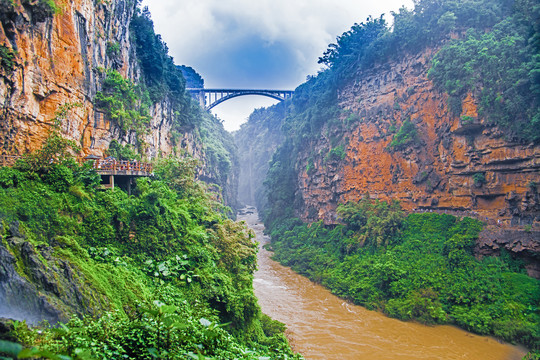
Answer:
[0, 155, 153, 176]
[90, 159, 152, 174]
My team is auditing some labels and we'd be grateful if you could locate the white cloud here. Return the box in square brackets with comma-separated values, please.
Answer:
[140, 0, 413, 130]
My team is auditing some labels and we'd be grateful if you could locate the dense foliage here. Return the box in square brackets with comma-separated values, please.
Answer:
[267, 199, 540, 350]
[178, 65, 204, 89]
[0, 132, 298, 358]
[428, 5, 540, 142]
[106, 140, 141, 161]
[94, 69, 152, 143]
[0, 45, 16, 75]
[198, 113, 237, 194]
[386, 119, 419, 152]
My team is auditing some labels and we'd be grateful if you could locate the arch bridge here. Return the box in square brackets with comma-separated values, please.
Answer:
[187, 88, 294, 111]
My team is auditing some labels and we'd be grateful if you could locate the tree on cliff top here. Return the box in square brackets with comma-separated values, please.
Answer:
[130, 6, 199, 128]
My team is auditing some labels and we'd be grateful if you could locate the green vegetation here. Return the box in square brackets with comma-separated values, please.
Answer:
[318, 15, 388, 76]
[94, 69, 151, 141]
[428, 6, 540, 142]
[460, 115, 476, 125]
[19, 0, 61, 21]
[199, 113, 237, 193]
[305, 158, 315, 174]
[267, 199, 540, 349]
[473, 172, 486, 186]
[178, 65, 204, 89]
[0, 126, 299, 359]
[324, 145, 346, 162]
[0, 45, 16, 74]
[106, 41, 121, 62]
[106, 139, 141, 161]
[386, 119, 418, 152]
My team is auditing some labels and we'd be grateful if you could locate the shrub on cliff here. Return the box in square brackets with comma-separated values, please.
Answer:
[428, 12, 540, 142]
[386, 119, 419, 152]
[0, 45, 16, 75]
[94, 69, 151, 142]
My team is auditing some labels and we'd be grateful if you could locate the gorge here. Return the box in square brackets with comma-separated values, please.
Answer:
[0, 0, 539, 359]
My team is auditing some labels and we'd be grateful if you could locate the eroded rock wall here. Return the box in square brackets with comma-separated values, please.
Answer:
[0, 0, 201, 159]
[296, 49, 539, 253]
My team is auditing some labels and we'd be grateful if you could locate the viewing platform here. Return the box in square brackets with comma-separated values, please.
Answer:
[83, 156, 153, 191]
[88, 158, 153, 177]
[0, 154, 153, 192]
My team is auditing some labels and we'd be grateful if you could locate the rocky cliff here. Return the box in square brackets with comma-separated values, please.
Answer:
[297, 48, 539, 226]
[1, 0, 146, 155]
[0, 0, 237, 205]
[291, 48, 539, 274]
[0, 221, 107, 324]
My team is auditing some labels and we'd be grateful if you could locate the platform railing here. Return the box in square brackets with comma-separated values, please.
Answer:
[0, 155, 153, 176]
[89, 159, 153, 175]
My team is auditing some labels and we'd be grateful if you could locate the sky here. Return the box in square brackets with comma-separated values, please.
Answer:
[141, 0, 413, 131]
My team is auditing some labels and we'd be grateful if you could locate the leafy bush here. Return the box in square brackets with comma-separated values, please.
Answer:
[473, 172, 486, 186]
[20, 0, 60, 21]
[0, 44, 16, 74]
[94, 69, 151, 140]
[106, 139, 140, 161]
[324, 145, 346, 162]
[337, 197, 405, 248]
[106, 41, 121, 58]
[318, 15, 389, 76]
[428, 7, 540, 142]
[386, 119, 419, 151]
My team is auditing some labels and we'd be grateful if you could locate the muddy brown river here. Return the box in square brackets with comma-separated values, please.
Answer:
[238, 209, 528, 360]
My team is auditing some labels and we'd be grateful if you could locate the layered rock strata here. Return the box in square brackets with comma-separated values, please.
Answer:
[295, 49, 539, 270]
[0, 0, 208, 164]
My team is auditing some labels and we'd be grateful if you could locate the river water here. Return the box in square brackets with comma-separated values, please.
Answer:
[238, 208, 528, 360]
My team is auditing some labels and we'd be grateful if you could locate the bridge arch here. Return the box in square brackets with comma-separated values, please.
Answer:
[187, 88, 294, 111]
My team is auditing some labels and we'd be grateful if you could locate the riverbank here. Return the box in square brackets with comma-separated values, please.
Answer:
[238, 207, 528, 360]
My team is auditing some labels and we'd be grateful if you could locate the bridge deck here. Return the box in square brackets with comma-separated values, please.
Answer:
[187, 88, 294, 110]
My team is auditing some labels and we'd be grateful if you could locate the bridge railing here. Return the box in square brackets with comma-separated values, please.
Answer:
[187, 88, 294, 110]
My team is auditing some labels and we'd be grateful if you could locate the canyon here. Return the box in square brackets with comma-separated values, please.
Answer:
[237, 47, 539, 276]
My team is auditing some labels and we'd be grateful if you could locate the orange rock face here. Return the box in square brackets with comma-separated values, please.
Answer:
[297, 49, 539, 234]
[0, 0, 201, 160]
